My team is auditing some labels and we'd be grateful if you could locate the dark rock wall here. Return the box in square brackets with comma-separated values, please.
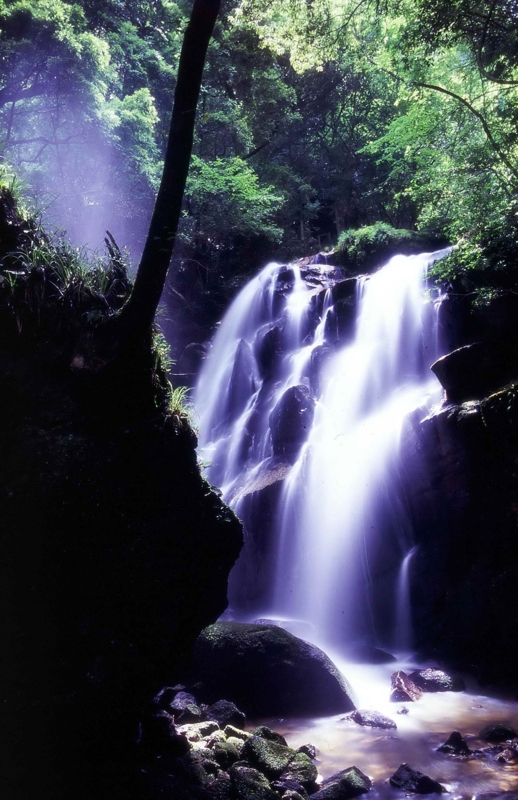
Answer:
[0, 334, 242, 798]
[401, 293, 518, 685]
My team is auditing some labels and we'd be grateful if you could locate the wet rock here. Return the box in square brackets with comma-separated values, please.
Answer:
[350, 709, 396, 730]
[297, 743, 317, 759]
[310, 766, 372, 799]
[272, 778, 310, 798]
[212, 740, 242, 769]
[240, 736, 297, 779]
[236, 456, 292, 498]
[409, 668, 465, 693]
[431, 341, 518, 403]
[207, 699, 246, 730]
[189, 748, 221, 777]
[397, 708, 409, 716]
[279, 752, 318, 789]
[227, 736, 246, 755]
[224, 725, 251, 742]
[389, 764, 442, 794]
[284, 791, 308, 800]
[153, 685, 190, 711]
[178, 720, 220, 742]
[193, 622, 355, 716]
[227, 339, 260, 422]
[176, 703, 204, 724]
[170, 690, 198, 711]
[390, 671, 423, 702]
[479, 723, 517, 742]
[251, 726, 288, 746]
[229, 764, 279, 800]
[269, 385, 316, 465]
[497, 748, 518, 764]
[206, 769, 234, 800]
[255, 323, 285, 380]
[437, 731, 471, 756]
[205, 730, 228, 747]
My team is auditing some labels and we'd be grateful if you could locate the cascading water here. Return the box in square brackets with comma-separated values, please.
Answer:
[195, 250, 448, 651]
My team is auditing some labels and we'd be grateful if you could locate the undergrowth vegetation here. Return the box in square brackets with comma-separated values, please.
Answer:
[428, 201, 518, 304]
[0, 181, 191, 421]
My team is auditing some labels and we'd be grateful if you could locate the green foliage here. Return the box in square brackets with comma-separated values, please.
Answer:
[0, 0, 517, 287]
[183, 156, 284, 250]
[337, 222, 414, 269]
[429, 200, 518, 302]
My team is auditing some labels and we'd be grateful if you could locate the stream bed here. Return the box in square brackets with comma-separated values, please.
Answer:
[255, 658, 518, 796]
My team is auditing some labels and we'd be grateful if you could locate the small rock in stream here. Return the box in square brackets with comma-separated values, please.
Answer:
[409, 668, 465, 693]
[389, 763, 442, 794]
[272, 777, 311, 798]
[310, 766, 372, 799]
[350, 709, 397, 729]
[390, 671, 423, 702]
[437, 730, 471, 756]
[297, 743, 318, 759]
[479, 723, 517, 742]
[497, 747, 518, 764]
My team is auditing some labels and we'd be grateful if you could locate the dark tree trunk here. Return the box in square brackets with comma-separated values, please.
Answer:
[120, 0, 221, 334]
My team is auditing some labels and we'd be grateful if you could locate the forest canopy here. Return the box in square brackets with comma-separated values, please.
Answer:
[0, 0, 516, 285]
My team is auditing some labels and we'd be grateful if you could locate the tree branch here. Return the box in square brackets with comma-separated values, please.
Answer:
[417, 81, 518, 183]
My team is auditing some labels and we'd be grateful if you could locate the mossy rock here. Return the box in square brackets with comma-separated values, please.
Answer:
[192, 622, 355, 716]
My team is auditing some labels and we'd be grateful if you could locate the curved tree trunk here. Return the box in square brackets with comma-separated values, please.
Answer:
[120, 0, 221, 334]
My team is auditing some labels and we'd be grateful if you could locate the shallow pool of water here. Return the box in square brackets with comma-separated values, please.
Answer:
[252, 658, 518, 796]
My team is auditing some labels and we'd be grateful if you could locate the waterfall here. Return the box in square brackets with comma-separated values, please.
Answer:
[195, 250, 448, 651]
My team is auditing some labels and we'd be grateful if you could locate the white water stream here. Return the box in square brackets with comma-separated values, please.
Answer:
[195, 251, 445, 647]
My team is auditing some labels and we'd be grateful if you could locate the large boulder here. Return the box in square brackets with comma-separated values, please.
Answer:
[192, 622, 355, 717]
[269, 385, 316, 464]
[431, 341, 518, 403]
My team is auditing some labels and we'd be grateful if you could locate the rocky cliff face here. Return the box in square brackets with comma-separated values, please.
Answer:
[400, 293, 518, 686]
[0, 192, 243, 798]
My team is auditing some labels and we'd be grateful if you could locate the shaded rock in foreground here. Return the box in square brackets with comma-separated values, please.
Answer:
[409, 668, 465, 693]
[437, 731, 471, 756]
[310, 766, 372, 799]
[240, 736, 297, 780]
[350, 709, 396, 730]
[390, 671, 423, 702]
[206, 699, 246, 730]
[389, 764, 442, 794]
[192, 622, 355, 716]
[279, 752, 318, 789]
[229, 765, 278, 800]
